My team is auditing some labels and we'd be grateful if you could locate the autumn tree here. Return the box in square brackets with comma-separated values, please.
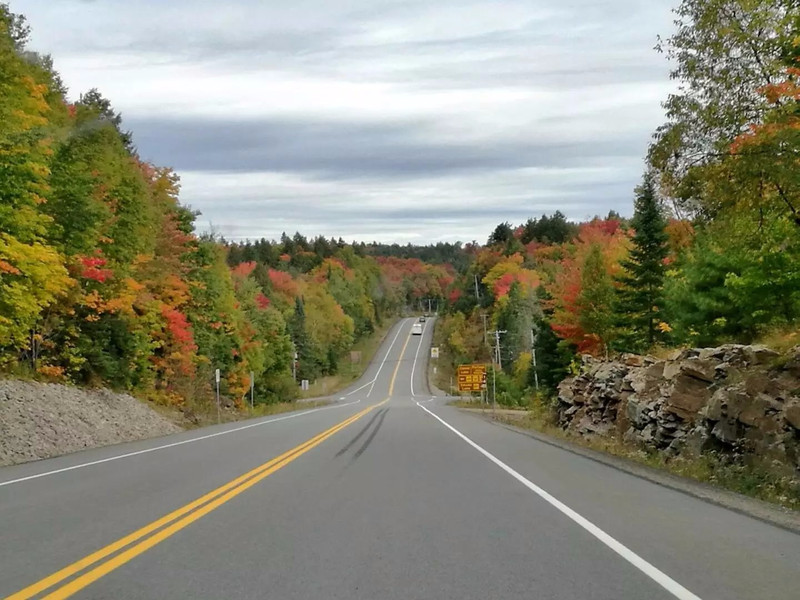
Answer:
[577, 244, 616, 355]
[0, 5, 71, 356]
[649, 0, 796, 215]
[547, 220, 628, 354]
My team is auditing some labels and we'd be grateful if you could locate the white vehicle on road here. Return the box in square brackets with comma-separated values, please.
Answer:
[411, 323, 423, 335]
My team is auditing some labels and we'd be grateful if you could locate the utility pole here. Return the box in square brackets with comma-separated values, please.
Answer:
[530, 329, 539, 391]
[487, 330, 506, 412]
[492, 329, 506, 370]
[292, 342, 297, 383]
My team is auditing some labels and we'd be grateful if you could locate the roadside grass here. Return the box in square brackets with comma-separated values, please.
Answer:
[150, 397, 330, 429]
[468, 402, 800, 512]
[298, 319, 395, 400]
[754, 327, 799, 353]
[448, 399, 488, 409]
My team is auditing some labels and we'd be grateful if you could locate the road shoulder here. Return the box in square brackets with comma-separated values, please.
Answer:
[456, 405, 800, 535]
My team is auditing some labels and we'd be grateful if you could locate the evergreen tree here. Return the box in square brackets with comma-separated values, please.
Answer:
[487, 222, 513, 246]
[615, 172, 669, 351]
[528, 319, 574, 394]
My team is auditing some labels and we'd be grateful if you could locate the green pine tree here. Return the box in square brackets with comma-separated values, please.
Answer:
[616, 171, 669, 351]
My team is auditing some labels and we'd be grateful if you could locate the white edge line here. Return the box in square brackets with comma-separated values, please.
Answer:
[409, 319, 428, 397]
[0, 320, 412, 488]
[415, 401, 703, 600]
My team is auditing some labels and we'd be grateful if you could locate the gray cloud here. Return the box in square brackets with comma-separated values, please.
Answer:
[128, 116, 646, 179]
[16, 0, 676, 243]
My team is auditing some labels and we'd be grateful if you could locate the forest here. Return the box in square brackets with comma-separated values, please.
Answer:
[1, 1, 799, 411]
[432, 0, 800, 404]
[0, 4, 451, 409]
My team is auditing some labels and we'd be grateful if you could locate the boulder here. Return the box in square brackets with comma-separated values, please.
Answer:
[698, 347, 727, 361]
[684, 426, 713, 456]
[626, 398, 649, 428]
[664, 373, 713, 420]
[711, 419, 741, 445]
[680, 359, 717, 383]
[640, 423, 656, 444]
[622, 353, 645, 367]
[662, 361, 682, 380]
[737, 395, 770, 428]
[745, 345, 780, 366]
[701, 389, 725, 421]
[646, 362, 665, 379]
[785, 402, 800, 430]
[783, 346, 800, 377]
[666, 437, 686, 456]
[594, 363, 624, 384]
[723, 388, 750, 420]
[625, 370, 650, 394]
[744, 372, 779, 397]
[557, 380, 576, 405]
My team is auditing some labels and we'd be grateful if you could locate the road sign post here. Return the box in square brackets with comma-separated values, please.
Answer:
[215, 368, 221, 424]
[250, 371, 255, 409]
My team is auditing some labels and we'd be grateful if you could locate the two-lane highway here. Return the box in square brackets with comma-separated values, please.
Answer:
[1, 317, 799, 599]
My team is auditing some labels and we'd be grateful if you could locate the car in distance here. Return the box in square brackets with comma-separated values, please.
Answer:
[419, 315, 426, 322]
[411, 323, 423, 335]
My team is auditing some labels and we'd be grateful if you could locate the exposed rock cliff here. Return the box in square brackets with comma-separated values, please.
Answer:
[557, 345, 800, 476]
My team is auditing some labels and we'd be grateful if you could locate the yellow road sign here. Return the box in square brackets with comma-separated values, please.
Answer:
[456, 364, 486, 392]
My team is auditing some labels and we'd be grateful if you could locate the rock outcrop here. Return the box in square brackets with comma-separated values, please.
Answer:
[0, 380, 182, 466]
[557, 345, 800, 476]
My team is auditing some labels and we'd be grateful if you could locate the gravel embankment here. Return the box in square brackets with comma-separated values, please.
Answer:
[0, 379, 182, 466]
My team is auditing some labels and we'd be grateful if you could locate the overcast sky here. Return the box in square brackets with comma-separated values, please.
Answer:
[17, 0, 676, 244]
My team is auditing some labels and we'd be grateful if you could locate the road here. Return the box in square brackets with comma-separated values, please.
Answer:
[1, 317, 798, 599]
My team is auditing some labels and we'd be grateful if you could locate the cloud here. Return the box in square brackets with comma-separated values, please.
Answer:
[126, 115, 649, 179]
[16, 0, 677, 243]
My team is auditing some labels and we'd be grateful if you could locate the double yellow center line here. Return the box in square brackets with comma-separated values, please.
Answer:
[7, 400, 386, 600]
[8, 319, 418, 599]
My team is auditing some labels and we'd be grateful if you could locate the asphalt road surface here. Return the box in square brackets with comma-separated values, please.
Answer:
[1, 318, 799, 599]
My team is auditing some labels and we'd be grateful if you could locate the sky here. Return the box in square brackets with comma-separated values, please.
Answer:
[16, 0, 677, 244]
